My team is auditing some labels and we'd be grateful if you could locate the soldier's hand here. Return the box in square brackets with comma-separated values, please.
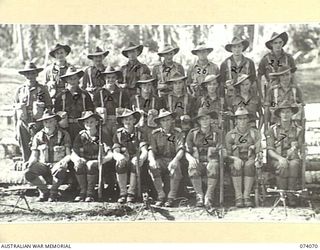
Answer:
[188, 157, 199, 169]
[278, 157, 289, 169]
[168, 159, 178, 175]
[149, 159, 159, 170]
[233, 157, 243, 171]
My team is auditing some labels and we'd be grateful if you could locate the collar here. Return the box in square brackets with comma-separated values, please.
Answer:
[54, 61, 69, 68]
[195, 60, 210, 68]
[270, 49, 285, 58]
[41, 127, 59, 138]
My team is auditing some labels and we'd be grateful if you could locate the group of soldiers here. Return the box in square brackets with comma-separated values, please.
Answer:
[13, 30, 305, 209]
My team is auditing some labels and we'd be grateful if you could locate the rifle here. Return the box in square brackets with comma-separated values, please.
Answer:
[135, 126, 142, 200]
[301, 104, 307, 190]
[97, 121, 104, 200]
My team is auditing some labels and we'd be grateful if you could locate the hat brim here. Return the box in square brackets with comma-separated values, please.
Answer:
[87, 51, 109, 60]
[191, 48, 213, 55]
[18, 68, 43, 75]
[269, 68, 291, 77]
[78, 113, 102, 127]
[101, 70, 122, 78]
[193, 110, 218, 121]
[154, 113, 176, 125]
[158, 47, 179, 57]
[225, 40, 250, 53]
[233, 75, 251, 86]
[166, 76, 188, 84]
[49, 45, 71, 58]
[265, 32, 288, 50]
[60, 70, 85, 80]
[274, 106, 299, 117]
[122, 45, 143, 58]
[117, 111, 141, 125]
[36, 114, 61, 122]
[136, 78, 156, 86]
[201, 75, 220, 86]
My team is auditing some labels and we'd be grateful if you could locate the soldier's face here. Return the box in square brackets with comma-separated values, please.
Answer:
[279, 108, 293, 122]
[240, 79, 251, 93]
[22, 71, 38, 81]
[84, 117, 99, 130]
[236, 115, 249, 129]
[206, 81, 218, 94]
[279, 72, 291, 87]
[105, 74, 117, 85]
[54, 48, 67, 61]
[92, 55, 104, 65]
[271, 38, 284, 52]
[66, 75, 80, 88]
[140, 82, 153, 94]
[196, 50, 210, 60]
[127, 49, 138, 60]
[159, 116, 173, 130]
[43, 118, 57, 130]
[163, 51, 174, 62]
[173, 80, 184, 93]
[198, 115, 211, 128]
[122, 115, 136, 128]
[231, 43, 244, 56]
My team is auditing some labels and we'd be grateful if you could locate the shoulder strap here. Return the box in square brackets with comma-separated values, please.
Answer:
[81, 93, 86, 110]
[135, 95, 140, 109]
[183, 95, 188, 114]
[88, 67, 93, 88]
[168, 95, 173, 112]
[61, 92, 66, 111]
[100, 89, 104, 108]
[227, 58, 232, 80]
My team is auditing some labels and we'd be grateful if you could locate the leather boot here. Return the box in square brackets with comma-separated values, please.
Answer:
[243, 176, 255, 207]
[153, 176, 165, 201]
[232, 176, 243, 207]
[191, 177, 204, 207]
[74, 175, 87, 202]
[288, 177, 298, 207]
[204, 178, 217, 208]
[127, 172, 137, 202]
[86, 175, 98, 202]
[117, 173, 128, 203]
[168, 176, 181, 200]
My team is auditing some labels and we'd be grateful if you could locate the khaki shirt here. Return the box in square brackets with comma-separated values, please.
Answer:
[166, 93, 196, 119]
[152, 61, 185, 84]
[232, 94, 262, 121]
[82, 65, 106, 90]
[187, 60, 219, 85]
[120, 59, 150, 89]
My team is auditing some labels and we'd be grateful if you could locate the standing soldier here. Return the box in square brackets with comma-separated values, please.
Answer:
[24, 110, 71, 202]
[220, 37, 257, 96]
[14, 62, 52, 162]
[112, 109, 149, 203]
[258, 32, 297, 99]
[152, 44, 185, 97]
[54, 66, 94, 142]
[71, 111, 113, 202]
[187, 42, 219, 97]
[81, 47, 109, 99]
[93, 66, 130, 136]
[44, 43, 72, 100]
[266, 101, 302, 207]
[166, 73, 196, 129]
[225, 107, 262, 207]
[185, 108, 221, 207]
[120, 42, 151, 96]
[148, 109, 185, 207]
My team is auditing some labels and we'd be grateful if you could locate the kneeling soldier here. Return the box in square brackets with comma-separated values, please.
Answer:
[113, 109, 148, 203]
[71, 111, 113, 202]
[266, 101, 302, 206]
[148, 109, 185, 207]
[225, 107, 262, 207]
[185, 108, 221, 208]
[24, 110, 71, 202]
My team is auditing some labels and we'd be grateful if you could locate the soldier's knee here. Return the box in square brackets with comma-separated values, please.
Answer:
[116, 161, 129, 174]
[288, 159, 300, 178]
[25, 169, 37, 181]
[86, 161, 99, 175]
[172, 165, 183, 180]
[188, 164, 200, 177]
[149, 168, 161, 178]
[230, 163, 241, 177]
[74, 163, 86, 175]
[206, 160, 219, 178]
[244, 159, 255, 177]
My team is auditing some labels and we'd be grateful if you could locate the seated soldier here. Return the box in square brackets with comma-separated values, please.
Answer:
[112, 109, 149, 204]
[24, 110, 71, 202]
[185, 108, 221, 208]
[266, 101, 302, 207]
[225, 107, 262, 208]
[148, 109, 185, 207]
[71, 111, 113, 202]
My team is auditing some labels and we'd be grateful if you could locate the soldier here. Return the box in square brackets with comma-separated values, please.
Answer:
[266, 101, 302, 206]
[265, 66, 303, 125]
[120, 42, 151, 96]
[187, 42, 219, 97]
[258, 32, 297, 99]
[152, 44, 185, 97]
[54, 66, 94, 142]
[148, 109, 185, 207]
[225, 107, 262, 207]
[166, 73, 196, 128]
[220, 37, 258, 96]
[81, 47, 109, 99]
[112, 109, 148, 203]
[14, 62, 52, 162]
[93, 66, 130, 136]
[185, 108, 221, 207]
[44, 43, 72, 100]
[230, 74, 263, 129]
[130, 74, 166, 139]
[71, 111, 113, 202]
[24, 110, 71, 202]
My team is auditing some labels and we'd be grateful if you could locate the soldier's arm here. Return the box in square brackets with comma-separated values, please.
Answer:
[81, 69, 89, 90]
[85, 92, 94, 111]
[219, 61, 227, 85]
[42, 87, 53, 110]
[53, 93, 63, 112]
[178, 64, 185, 76]
[173, 132, 185, 161]
[185, 130, 197, 162]
[265, 128, 282, 161]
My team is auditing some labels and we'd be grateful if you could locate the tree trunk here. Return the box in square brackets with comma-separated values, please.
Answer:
[84, 25, 90, 53]
[26, 25, 37, 61]
[17, 24, 25, 62]
[54, 24, 60, 41]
